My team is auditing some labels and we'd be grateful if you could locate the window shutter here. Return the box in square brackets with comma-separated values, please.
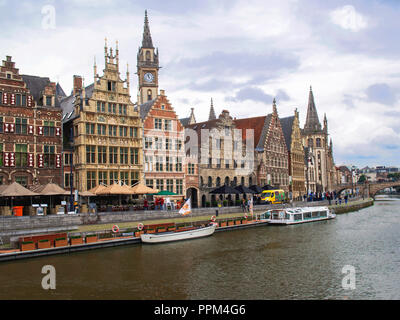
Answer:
[27, 95, 33, 107]
[28, 153, 34, 167]
[3, 152, 9, 166]
[38, 154, 44, 168]
[3, 92, 8, 105]
[56, 154, 61, 168]
[28, 125, 34, 134]
[37, 126, 43, 135]
[55, 127, 61, 136]
[4, 123, 9, 133]
[10, 93, 15, 105]
[9, 152, 15, 167]
[9, 123, 14, 133]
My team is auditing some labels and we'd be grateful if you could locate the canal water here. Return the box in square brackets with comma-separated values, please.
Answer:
[1, 199, 399, 300]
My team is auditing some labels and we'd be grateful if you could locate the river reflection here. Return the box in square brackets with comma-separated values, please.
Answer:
[1, 199, 400, 299]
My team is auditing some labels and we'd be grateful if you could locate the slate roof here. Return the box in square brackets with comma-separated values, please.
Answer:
[21, 74, 62, 108]
[280, 116, 295, 152]
[179, 117, 190, 126]
[139, 99, 156, 120]
[304, 87, 322, 134]
[60, 83, 95, 124]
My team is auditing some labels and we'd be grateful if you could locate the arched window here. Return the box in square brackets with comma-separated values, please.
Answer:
[200, 176, 204, 186]
[233, 177, 237, 186]
[216, 177, 221, 187]
[145, 50, 151, 61]
[316, 138, 321, 148]
[208, 176, 212, 187]
[249, 176, 253, 186]
[241, 177, 245, 185]
[225, 176, 230, 186]
[147, 89, 152, 101]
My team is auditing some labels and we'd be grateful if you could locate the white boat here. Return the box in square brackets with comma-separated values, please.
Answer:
[140, 223, 217, 244]
[260, 206, 336, 225]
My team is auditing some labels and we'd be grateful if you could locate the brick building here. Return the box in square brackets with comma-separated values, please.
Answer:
[140, 91, 186, 199]
[137, 11, 186, 200]
[0, 55, 63, 187]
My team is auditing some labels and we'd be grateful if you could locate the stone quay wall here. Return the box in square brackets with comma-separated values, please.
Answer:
[0, 198, 373, 234]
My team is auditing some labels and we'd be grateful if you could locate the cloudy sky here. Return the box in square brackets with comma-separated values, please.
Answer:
[1, 0, 399, 168]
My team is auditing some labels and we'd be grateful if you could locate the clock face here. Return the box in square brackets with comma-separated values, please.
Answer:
[144, 72, 154, 83]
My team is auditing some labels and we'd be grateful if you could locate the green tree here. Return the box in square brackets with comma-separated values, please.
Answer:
[358, 174, 367, 183]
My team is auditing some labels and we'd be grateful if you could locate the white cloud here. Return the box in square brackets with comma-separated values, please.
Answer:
[330, 5, 368, 32]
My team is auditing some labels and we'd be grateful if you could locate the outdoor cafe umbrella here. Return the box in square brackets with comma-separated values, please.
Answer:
[210, 185, 240, 206]
[262, 184, 274, 191]
[130, 183, 159, 195]
[30, 183, 70, 213]
[210, 185, 240, 195]
[249, 185, 263, 194]
[235, 185, 257, 194]
[88, 184, 108, 195]
[96, 183, 134, 205]
[152, 190, 178, 196]
[0, 182, 39, 210]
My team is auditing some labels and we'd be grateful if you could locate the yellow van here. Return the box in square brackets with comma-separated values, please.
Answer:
[261, 189, 286, 204]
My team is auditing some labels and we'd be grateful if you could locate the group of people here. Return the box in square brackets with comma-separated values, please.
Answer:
[143, 197, 186, 210]
[240, 198, 253, 213]
[303, 190, 357, 205]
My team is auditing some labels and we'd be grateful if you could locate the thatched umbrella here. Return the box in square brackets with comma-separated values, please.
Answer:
[30, 183, 69, 213]
[130, 183, 159, 195]
[96, 183, 134, 205]
[0, 182, 39, 212]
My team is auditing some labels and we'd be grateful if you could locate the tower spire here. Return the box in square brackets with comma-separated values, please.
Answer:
[142, 10, 154, 48]
[304, 85, 321, 133]
[208, 98, 216, 120]
[272, 98, 278, 115]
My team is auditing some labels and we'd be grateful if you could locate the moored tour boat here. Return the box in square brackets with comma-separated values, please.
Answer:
[260, 206, 336, 225]
[140, 223, 217, 244]
[140, 197, 217, 244]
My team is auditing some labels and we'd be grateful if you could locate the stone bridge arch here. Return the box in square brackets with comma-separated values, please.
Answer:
[369, 182, 400, 198]
[334, 181, 400, 198]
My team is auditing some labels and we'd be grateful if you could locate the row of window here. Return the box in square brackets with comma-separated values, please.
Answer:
[85, 170, 140, 190]
[0, 117, 58, 136]
[96, 101, 129, 115]
[86, 123, 139, 138]
[0, 144, 58, 167]
[207, 158, 247, 169]
[154, 118, 173, 131]
[144, 137, 182, 150]
[201, 176, 254, 188]
[144, 156, 183, 172]
[86, 146, 140, 165]
[146, 178, 183, 194]
[307, 138, 324, 148]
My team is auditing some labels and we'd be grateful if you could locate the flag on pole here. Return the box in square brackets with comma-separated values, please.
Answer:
[250, 197, 254, 219]
[179, 197, 191, 216]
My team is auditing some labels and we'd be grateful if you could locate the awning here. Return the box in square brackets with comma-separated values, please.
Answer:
[131, 183, 159, 195]
[0, 182, 39, 197]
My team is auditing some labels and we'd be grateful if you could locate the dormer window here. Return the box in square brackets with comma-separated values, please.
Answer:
[107, 81, 116, 92]
[46, 96, 52, 106]
[6, 73, 11, 79]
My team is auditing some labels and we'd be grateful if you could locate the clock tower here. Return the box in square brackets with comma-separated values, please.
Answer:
[137, 10, 159, 105]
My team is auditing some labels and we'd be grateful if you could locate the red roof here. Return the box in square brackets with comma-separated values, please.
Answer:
[234, 116, 266, 144]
